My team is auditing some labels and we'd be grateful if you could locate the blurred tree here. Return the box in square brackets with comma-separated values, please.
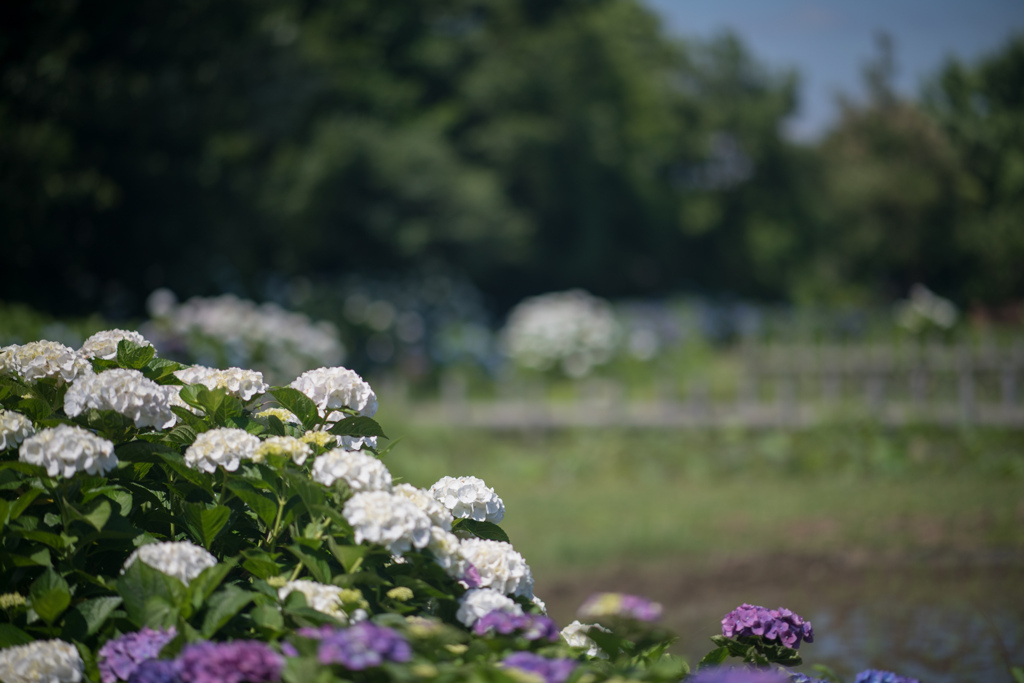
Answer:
[809, 33, 962, 304]
[924, 34, 1024, 305]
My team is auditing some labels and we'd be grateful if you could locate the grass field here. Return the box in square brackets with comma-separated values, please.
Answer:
[377, 416, 1024, 572]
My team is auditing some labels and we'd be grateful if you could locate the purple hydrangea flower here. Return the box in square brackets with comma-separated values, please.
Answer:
[473, 610, 560, 642]
[577, 592, 663, 622]
[721, 604, 814, 649]
[176, 640, 284, 683]
[127, 659, 181, 683]
[790, 674, 828, 683]
[98, 627, 178, 683]
[462, 564, 482, 588]
[854, 670, 921, 683]
[501, 652, 577, 683]
[687, 667, 790, 683]
[317, 622, 412, 670]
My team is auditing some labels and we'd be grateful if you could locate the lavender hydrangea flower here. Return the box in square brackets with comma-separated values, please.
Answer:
[790, 674, 828, 683]
[721, 604, 814, 649]
[687, 667, 790, 683]
[500, 652, 577, 683]
[317, 622, 412, 670]
[472, 610, 560, 642]
[577, 592, 663, 622]
[127, 659, 181, 683]
[176, 641, 283, 683]
[98, 627, 177, 683]
[854, 670, 921, 683]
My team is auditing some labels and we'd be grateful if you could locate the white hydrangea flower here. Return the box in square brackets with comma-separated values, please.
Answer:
[0, 638, 84, 683]
[254, 436, 312, 465]
[531, 594, 548, 614]
[561, 620, 610, 658]
[123, 541, 217, 585]
[19, 425, 117, 478]
[500, 289, 620, 378]
[394, 483, 453, 530]
[342, 491, 432, 557]
[426, 527, 465, 576]
[1, 341, 90, 385]
[429, 475, 505, 523]
[183, 427, 260, 473]
[0, 410, 35, 451]
[301, 430, 336, 448]
[255, 407, 300, 424]
[457, 538, 533, 598]
[289, 367, 378, 450]
[455, 588, 523, 627]
[63, 368, 175, 430]
[79, 329, 152, 360]
[174, 365, 268, 401]
[277, 580, 358, 622]
[311, 449, 392, 492]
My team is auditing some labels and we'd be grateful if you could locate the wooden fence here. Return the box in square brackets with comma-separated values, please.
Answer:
[390, 340, 1024, 428]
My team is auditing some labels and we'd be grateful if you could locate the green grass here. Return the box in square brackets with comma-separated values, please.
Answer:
[375, 415, 1024, 574]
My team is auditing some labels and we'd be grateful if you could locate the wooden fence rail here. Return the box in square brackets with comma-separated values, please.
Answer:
[390, 340, 1024, 429]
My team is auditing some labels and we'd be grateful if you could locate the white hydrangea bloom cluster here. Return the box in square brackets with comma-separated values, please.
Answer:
[123, 541, 218, 585]
[289, 367, 378, 450]
[174, 365, 269, 401]
[0, 409, 35, 451]
[455, 588, 523, 627]
[0, 638, 84, 683]
[255, 407, 300, 424]
[500, 289, 620, 378]
[425, 527, 465, 576]
[278, 580, 350, 621]
[183, 428, 260, 473]
[457, 538, 534, 598]
[312, 449, 392, 492]
[254, 436, 312, 465]
[394, 483, 453, 530]
[63, 368, 175, 429]
[19, 425, 117, 478]
[79, 329, 152, 360]
[0, 341, 90, 385]
[561, 620, 610, 658]
[342, 491, 432, 557]
[429, 475, 505, 523]
[301, 430, 336, 448]
[144, 290, 345, 385]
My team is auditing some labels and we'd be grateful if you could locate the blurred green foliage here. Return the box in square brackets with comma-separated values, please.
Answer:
[1, 2, 1021, 316]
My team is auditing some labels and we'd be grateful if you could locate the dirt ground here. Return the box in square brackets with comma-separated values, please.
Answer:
[536, 549, 1024, 683]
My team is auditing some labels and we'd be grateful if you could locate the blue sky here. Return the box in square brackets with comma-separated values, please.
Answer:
[642, 0, 1024, 139]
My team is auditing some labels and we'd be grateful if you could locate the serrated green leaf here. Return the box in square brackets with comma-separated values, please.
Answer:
[181, 503, 231, 549]
[286, 544, 332, 583]
[201, 585, 254, 638]
[326, 416, 387, 439]
[453, 519, 510, 543]
[225, 416, 265, 435]
[170, 406, 207, 430]
[265, 415, 287, 436]
[70, 497, 112, 531]
[697, 646, 729, 669]
[0, 624, 33, 648]
[116, 339, 156, 369]
[226, 480, 278, 529]
[141, 357, 187, 384]
[117, 557, 186, 628]
[241, 549, 283, 580]
[15, 396, 52, 421]
[30, 568, 71, 624]
[327, 537, 366, 573]
[186, 560, 235, 612]
[283, 470, 326, 515]
[71, 596, 123, 636]
[268, 388, 320, 430]
[164, 424, 198, 447]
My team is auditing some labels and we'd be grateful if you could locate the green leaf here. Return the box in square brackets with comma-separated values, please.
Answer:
[241, 549, 283, 580]
[186, 560, 235, 612]
[251, 602, 284, 633]
[30, 568, 71, 624]
[265, 415, 287, 436]
[68, 497, 112, 531]
[176, 385, 207, 413]
[226, 480, 278, 529]
[9, 488, 42, 520]
[0, 624, 34, 648]
[225, 416, 265, 435]
[327, 537, 366, 573]
[453, 519, 510, 543]
[67, 596, 123, 636]
[326, 416, 388, 439]
[268, 388, 320, 430]
[116, 339, 156, 369]
[376, 436, 403, 458]
[164, 424, 198, 447]
[170, 406, 207, 431]
[141, 357, 188, 384]
[15, 396, 52, 421]
[283, 470, 326, 516]
[19, 529, 66, 550]
[697, 646, 729, 669]
[181, 503, 231, 550]
[201, 585, 254, 638]
[286, 544, 332, 583]
[117, 557, 186, 628]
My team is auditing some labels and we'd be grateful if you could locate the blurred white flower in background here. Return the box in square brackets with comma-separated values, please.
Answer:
[455, 588, 522, 627]
[143, 290, 345, 385]
[500, 289, 620, 378]
[894, 284, 959, 334]
[0, 639, 84, 683]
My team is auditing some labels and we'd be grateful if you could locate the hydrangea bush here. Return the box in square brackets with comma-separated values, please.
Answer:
[0, 332, 918, 683]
